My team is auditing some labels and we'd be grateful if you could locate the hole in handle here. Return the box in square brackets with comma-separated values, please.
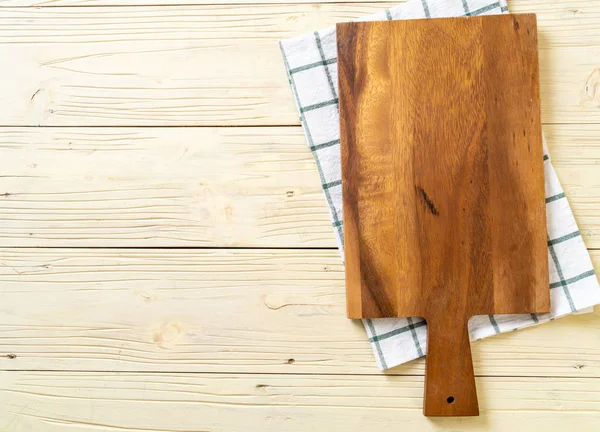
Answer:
[447, 396, 455, 404]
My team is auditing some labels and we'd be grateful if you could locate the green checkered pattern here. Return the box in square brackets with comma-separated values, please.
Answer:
[280, 0, 600, 370]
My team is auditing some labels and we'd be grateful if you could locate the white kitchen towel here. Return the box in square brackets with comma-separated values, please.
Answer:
[280, 0, 600, 370]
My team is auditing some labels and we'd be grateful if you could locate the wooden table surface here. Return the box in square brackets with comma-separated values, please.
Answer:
[0, 0, 599, 430]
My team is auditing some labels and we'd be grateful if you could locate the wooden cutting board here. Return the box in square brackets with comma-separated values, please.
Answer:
[337, 14, 549, 417]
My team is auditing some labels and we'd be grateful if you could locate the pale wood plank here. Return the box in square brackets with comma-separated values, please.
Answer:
[1, 125, 598, 247]
[0, 248, 598, 376]
[1, 372, 599, 431]
[0, 0, 598, 126]
[0, 127, 333, 247]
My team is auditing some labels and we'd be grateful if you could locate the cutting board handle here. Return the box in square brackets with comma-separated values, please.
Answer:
[423, 316, 479, 416]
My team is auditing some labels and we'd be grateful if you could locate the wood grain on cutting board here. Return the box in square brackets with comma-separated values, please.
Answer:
[338, 14, 549, 415]
[339, 13, 548, 321]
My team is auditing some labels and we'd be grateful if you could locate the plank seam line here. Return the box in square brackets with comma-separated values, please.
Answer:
[0, 1, 402, 8]
[0, 246, 341, 250]
[1, 370, 599, 379]
[0, 124, 301, 129]
[0, 122, 594, 128]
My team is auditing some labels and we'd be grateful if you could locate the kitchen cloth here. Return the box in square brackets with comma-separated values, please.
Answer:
[280, 0, 600, 370]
